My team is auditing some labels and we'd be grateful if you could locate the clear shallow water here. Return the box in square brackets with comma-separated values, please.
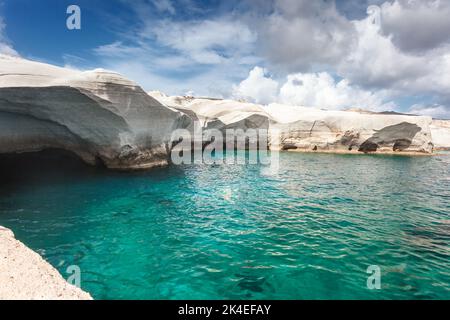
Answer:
[0, 151, 449, 299]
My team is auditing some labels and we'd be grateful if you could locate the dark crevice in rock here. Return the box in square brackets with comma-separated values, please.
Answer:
[281, 144, 298, 151]
[358, 122, 421, 153]
[393, 139, 412, 151]
[358, 141, 378, 153]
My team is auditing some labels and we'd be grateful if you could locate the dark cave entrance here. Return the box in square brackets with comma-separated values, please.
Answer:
[0, 149, 106, 191]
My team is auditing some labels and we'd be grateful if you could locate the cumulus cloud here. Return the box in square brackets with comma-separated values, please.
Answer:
[232, 67, 279, 104]
[337, 2, 450, 113]
[241, 0, 450, 108]
[93, 0, 450, 115]
[278, 72, 395, 110]
[339, 10, 426, 89]
[257, 0, 356, 71]
[234, 66, 396, 111]
[380, 0, 450, 53]
[0, 17, 18, 56]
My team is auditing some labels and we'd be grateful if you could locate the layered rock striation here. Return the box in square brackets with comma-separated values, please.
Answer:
[149, 92, 435, 154]
[430, 120, 450, 150]
[0, 55, 441, 169]
[0, 55, 189, 169]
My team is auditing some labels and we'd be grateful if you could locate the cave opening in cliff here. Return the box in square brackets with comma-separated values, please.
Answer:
[0, 149, 106, 191]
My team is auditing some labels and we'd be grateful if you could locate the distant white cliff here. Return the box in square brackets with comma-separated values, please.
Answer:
[430, 120, 450, 150]
[149, 91, 438, 154]
[0, 55, 445, 171]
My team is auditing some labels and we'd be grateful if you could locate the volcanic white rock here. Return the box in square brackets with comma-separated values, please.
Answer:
[149, 93, 435, 154]
[0, 226, 92, 300]
[430, 120, 450, 150]
[0, 55, 190, 169]
[265, 104, 434, 153]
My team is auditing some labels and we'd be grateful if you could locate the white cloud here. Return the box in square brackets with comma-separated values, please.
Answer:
[339, 12, 426, 89]
[409, 104, 450, 120]
[98, 56, 249, 98]
[150, 18, 257, 65]
[0, 17, 18, 56]
[233, 66, 396, 111]
[94, 14, 260, 95]
[238, 0, 450, 108]
[232, 67, 278, 104]
[258, 0, 356, 71]
[278, 72, 395, 110]
[338, 3, 450, 104]
[380, 0, 450, 53]
[93, 41, 146, 57]
[152, 0, 176, 15]
[92, 0, 450, 113]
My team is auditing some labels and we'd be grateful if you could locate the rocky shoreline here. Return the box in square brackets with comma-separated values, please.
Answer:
[1, 55, 450, 299]
[149, 92, 449, 155]
[1, 54, 450, 172]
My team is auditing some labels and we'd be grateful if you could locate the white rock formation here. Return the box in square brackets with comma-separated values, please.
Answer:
[149, 93, 435, 154]
[266, 104, 433, 153]
[148, 92, 270, 151]
[0, 54, 436, 162]
[0, 226, 92, 300]
[430, 120, 450, 150]
[0, 55, 189, 169]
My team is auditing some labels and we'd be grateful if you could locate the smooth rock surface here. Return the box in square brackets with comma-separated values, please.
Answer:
[265, 104, 433, 153]
[149, 92, 435, 154]
[149, 91, 268, 134]
[0, 226, 92, 300]
[430, 120, 450, 150]
[0, 55, 189, 169]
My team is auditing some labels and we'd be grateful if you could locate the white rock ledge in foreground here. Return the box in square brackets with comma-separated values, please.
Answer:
[0, 226, 92, 300]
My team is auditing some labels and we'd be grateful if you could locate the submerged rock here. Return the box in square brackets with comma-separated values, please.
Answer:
[0, 55, 189, 169]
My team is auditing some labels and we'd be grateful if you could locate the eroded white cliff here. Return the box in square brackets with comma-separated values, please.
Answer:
[0, 55, 189, 169]
[149, 92, 435, 154]
[430, 120, 450, 150]
[266, 104, 433, 153]
[0, 55, 438, 165]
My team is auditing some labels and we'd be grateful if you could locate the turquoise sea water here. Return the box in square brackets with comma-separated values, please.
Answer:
[0, 151, 449, 299]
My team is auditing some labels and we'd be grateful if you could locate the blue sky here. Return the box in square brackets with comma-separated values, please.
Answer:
[1, 0, 132, 64]
[1, 0, 255, 66]
[1, 0, 449, 118]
